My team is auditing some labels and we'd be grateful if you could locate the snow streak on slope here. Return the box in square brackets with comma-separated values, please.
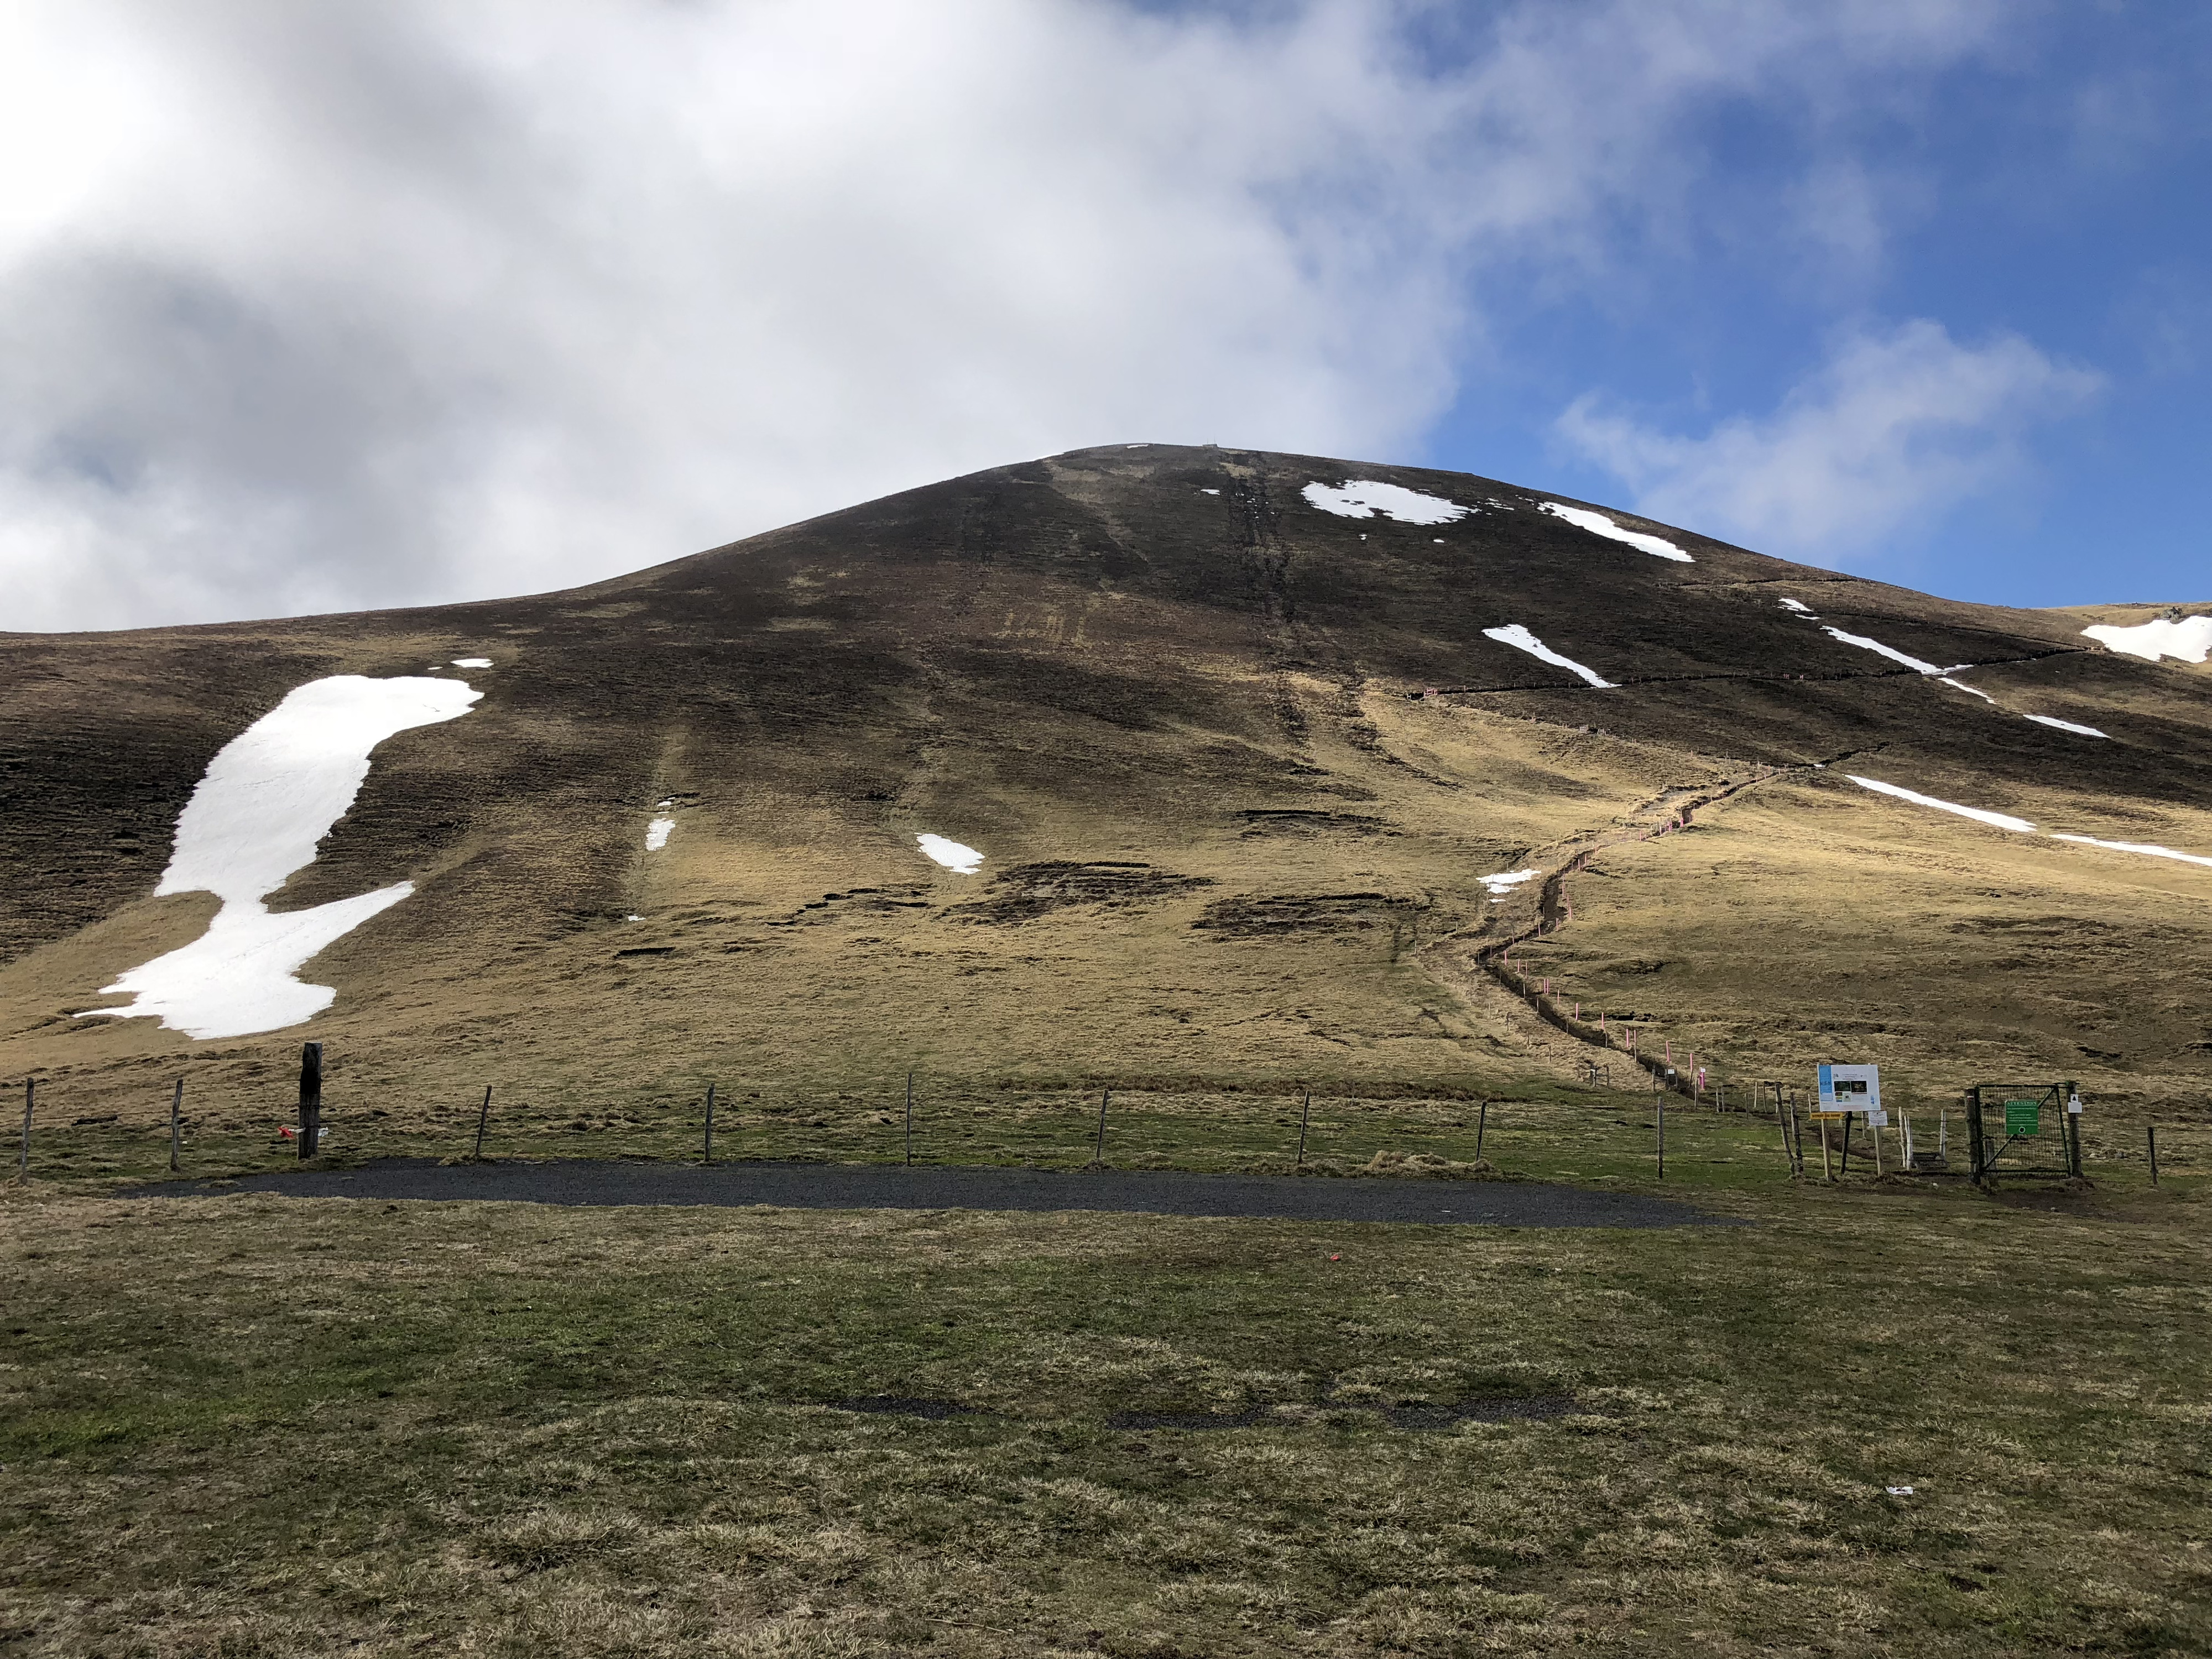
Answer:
[86, 676, 481, 1040]
[1301, 481, 1469, 525]
[645, 817, 675, 851]
[1846, 775, 2034, 832]
[2084, 616, 2212, 665]
[2050, 834, 2212, 869]
[1538, 502, 1692, 561]
[1820, 627, 1951, 675]
[2023, 715, 2109, 738]
[1481, 624, 1615, 688]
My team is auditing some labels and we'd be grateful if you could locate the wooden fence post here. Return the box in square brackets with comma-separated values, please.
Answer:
[702, 1082, 717, 1165]
[473, 1086, 493, 1160]
[2147, 1125, 2158, 1187]
[1296, 1091, 1311, 1167]
[298, 1043, 322, 1161]
[169, 1078, 184, 1173]
[1475, 1097, 1489, 1164]
[1093, 1089, 1111, 1166]
[905, 1071, 915, 1167]
[1655, 1088, 1665, 1180]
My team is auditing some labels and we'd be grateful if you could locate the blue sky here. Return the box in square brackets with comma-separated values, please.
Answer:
[1411, 3, 2209, 606]
[0, 1, 2203, 628]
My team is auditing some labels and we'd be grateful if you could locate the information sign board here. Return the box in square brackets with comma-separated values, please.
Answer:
[1817, 1063, 1881, 1115]
[2005, 1098, 2041, 1138]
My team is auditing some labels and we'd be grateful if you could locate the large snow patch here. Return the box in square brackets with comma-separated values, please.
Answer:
[2083, 616, 2212, 665]
[85, 675, 481, 1040]
[1302, 480, 1469, 525]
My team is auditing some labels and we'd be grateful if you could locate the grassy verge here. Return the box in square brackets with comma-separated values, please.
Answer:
[2, 1159, 2208, 1656]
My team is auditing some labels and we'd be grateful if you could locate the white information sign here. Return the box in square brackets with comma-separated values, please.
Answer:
[1817, 1063, 1882, 1115]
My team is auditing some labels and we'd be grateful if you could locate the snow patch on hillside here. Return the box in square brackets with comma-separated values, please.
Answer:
[1846, 775, 2033, 833]
[1939, 676, 1994, 701]
[1482, 624, 1616, 688]
[2051, 834, 2212, 869]
[1538, 502, 1692, 562]
[84, 675, 482, 1040]
[1480, 868, 1540, 903]
[2023, 714, 2109, 738]
[1302, 480, 1469, 525]
[1778, 598, 1815, 614]
[2083, 616, 2212, 664]
[1820, 626, 1952, 675]
[452, 656, 492, 668]
[917, 833, 984, 874]
[645, 817, 675, 850]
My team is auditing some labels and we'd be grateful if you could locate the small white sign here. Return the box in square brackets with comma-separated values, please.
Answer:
[1817, 1063, 1882, 1115]
[2068, 1093, 2083, 1114]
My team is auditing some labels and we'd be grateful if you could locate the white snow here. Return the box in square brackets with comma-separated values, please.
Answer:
[84, 675, 482, 1040]
[917, 833, 984, 875]
[1538, 502, 1693, 562]
[1198, 488, 1220, 495]
[1302, 479, 1469, 525]
[2023, 714, 2109, 738]
[451, 656, 492, 668]
[2083, 615, 2212, 665]
[1938, 676, 1995, 702]
[1482, 623, 1616, 688]
[2050, 834, 2212, 869]
[1479, 868, 1540, 904]
[1845, 775, 2034, 833]
[1819, 626, 1951, 675]
[645, 816, 675, 851]
[1778, 598, 1815, 614]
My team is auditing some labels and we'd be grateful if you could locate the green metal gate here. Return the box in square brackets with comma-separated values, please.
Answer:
[1964, 1082, 2082, 1183]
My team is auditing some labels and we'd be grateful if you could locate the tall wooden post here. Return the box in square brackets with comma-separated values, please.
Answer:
[1655, 1087, 1665, 1180]
[1093, 1089, 1111, 1166]
[169, 1079, 184, 1173]
[1296, 1091, 1311, 1167]
[702, 1082, 717, 1165]
[1964, 1087, 1985, 1185]
[904, 1072, 915, 1166]
[2063, 1081, 2081, 1178]
[1475, 1098, 1489, 1163]
[297, 1043, 322, 1161]
[473, 1086, 493, 1160]
[2147, 1126, 2159, 1187]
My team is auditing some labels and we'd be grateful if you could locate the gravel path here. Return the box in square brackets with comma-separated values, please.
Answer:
[140, 1157, 1738, 1227]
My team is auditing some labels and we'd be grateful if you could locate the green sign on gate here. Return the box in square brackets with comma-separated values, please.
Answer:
[2005, 1098, 2041, 1138]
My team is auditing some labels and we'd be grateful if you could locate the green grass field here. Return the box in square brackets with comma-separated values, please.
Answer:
[4, 1100, 2209, 1658]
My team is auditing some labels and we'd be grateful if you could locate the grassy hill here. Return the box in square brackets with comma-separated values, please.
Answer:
[3, 444, 2208, 1163]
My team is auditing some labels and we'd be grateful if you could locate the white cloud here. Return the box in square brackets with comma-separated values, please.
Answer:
[1554, 319, 2102, 559]
[0, 0, 2020, 630]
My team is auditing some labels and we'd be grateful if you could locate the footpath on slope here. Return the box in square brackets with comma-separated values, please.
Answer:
[1422, 753, 1850, 1095]
[137, 1157, 1738, 1228]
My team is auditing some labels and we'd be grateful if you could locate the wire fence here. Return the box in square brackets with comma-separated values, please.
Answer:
[12, 1066, 2208, 1195]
